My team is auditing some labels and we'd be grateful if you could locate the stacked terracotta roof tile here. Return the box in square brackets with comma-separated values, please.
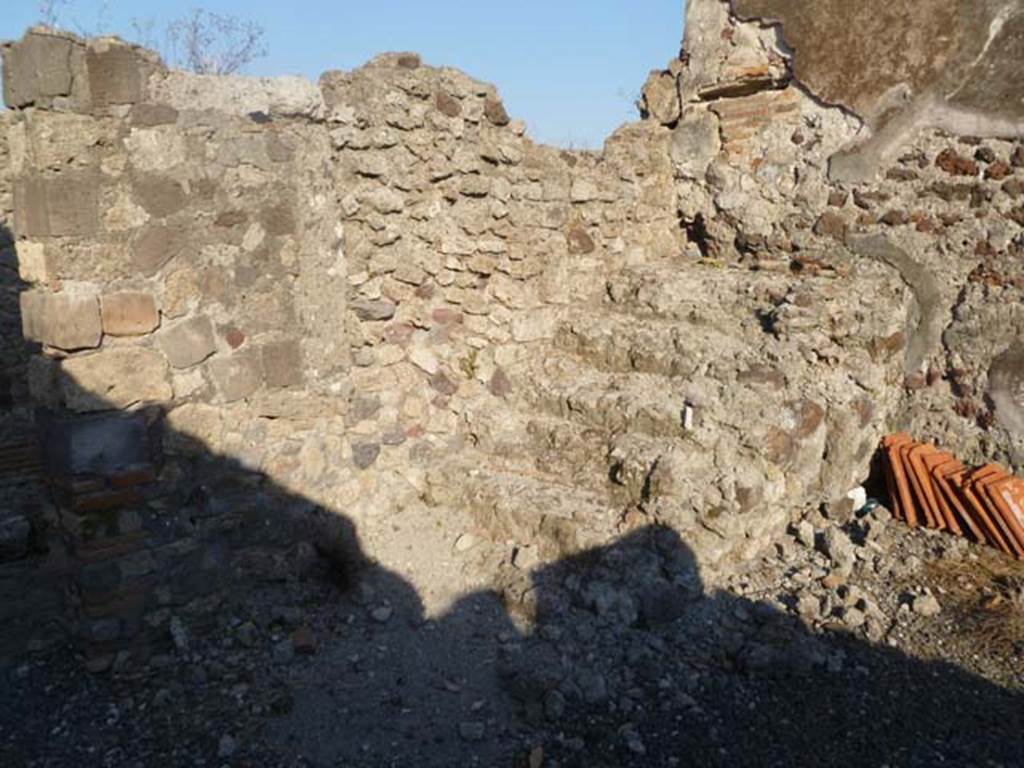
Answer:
[882, 434, 1024, 559]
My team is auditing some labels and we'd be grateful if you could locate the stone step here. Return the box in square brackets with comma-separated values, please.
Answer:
[603, 262, 789, 324]
[460, 403, 702, 506]
[510, 356, 696, 439]
[552, 309, 754, 379]
[460, 404, 609, 478]
[426, 461, 625, 560]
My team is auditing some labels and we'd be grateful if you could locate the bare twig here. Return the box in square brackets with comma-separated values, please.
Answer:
[37, 0, 70, 28]
[166, 9, 268, 75]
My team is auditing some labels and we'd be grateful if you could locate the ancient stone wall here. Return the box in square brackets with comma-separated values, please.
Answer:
[1, 1, 1022, 666]
[645, 0, 1024, 477]
[0, 28, 692, 665]
[1, 29, 351, 667]
[0, 108, 25, 434]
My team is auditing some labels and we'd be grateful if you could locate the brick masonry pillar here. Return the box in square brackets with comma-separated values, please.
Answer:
[39, 411, 162, 671]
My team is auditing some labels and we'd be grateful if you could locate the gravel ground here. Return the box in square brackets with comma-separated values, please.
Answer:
[2, 503, 1023, 768]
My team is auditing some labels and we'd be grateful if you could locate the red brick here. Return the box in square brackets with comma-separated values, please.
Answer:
[72, 488, 144, 514]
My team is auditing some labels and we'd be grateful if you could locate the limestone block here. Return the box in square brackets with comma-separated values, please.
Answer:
[124, 127, 187, 173]
[23, 112, 99, 170]
[209, 351, 263, 403]
[261, 203, 296, 236]
[484, 96, 510, 126]
[2, 31, 76, 108]
[158, 316, 217, 368]
[165, 402, 225, 455]
[13, 173, 99, 238]
[37, 409, 152, 476]
[364, 187, 405, 214]
[86, 40, 148, 108]
[101, 292, 160, 336]
[133, 175, 187, 218]
[60, 348, 172, 411]
[671, 110, 721, 180]
[20, 291, 102, 351]
[351, 299, 396, 321]
[262, 340, 304, 388]
[129, 103, 179, 127]
[570, 179, 598, 203]
[512, 308, 560, 342]
[641, 70, 681, 125]
[132, 224, 187, 277]
[16, 241, 51, 284]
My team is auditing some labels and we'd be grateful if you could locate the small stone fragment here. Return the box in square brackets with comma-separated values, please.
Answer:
[813, 211, 847, 240]
[436, 91, 462, 118]
[352, 300, 397, 322]
[913, 593, 941, 618]
[935, 148, 979, 176]
[513, 544, 540, 571]
[484, 97, 510, 126]
[352, 442, 381, 470]
[371, 605, 393, 623]
[794, 520, 816, 549]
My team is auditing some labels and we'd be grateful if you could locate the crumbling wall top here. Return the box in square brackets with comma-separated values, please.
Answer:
[727, 0, 1024, 131]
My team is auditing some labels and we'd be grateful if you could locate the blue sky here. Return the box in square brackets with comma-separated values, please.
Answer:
[2, 1, 685, 148]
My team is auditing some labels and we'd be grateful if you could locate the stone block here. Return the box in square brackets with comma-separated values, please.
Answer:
[567, 226, 596, 255]
[133, 175, 187, 218]
[132, 224, 187, 277]
[671, 110, 721, 179]
[101, 292, 160, 336]
[72, 488, 144, 514]
[60, 348, 172, 412]
[129, 103, 179, 127]
[2, 31, 76, 109]
[86, 40, 147, 108]
[125, 126, 188, 173]
[16, 241, 51, 284]
[13, 173, 99, 238]
[23, 112, 100, 170]
[351, 299, 396, 321]
[641, 70, 681, 125]
[158, 316, 217, 368]
[209, 351, 263, 403]
[484, 97, 510, 126]
[261, 204, 295, 236]
[20, 291, 102, 351]
[262, 340, 304, 388]
[38, 410, 153, 478]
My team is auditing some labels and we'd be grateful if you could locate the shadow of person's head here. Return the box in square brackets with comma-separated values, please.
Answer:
[522, 524, 704, 630]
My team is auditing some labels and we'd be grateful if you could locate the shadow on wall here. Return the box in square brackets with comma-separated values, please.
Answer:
[0, 222, 37, 441]
[0, 223, 1022, 766]
[0, 223, 69, 655]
